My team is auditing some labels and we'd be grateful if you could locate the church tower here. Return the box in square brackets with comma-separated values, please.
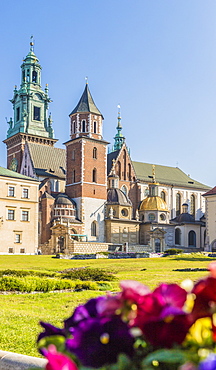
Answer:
[65, 83, 109, 241]
[4, 39, 57, 172]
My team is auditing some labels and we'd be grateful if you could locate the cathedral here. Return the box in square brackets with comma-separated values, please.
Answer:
[4, 41, 210, 254]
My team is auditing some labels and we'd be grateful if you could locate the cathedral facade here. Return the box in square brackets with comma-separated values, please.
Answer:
[4, 42, 210, 254]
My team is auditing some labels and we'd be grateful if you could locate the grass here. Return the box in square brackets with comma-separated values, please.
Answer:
[0, 253, 215, 357]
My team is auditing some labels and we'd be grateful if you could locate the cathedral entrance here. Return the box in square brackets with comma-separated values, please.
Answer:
[58, 236, 65, 253]
[155, 238, 161, 253]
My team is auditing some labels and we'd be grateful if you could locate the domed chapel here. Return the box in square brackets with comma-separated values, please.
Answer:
[3, 41, 209, 254]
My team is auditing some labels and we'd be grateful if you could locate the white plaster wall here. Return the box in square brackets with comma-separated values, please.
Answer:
[205, 195, 216, 248]
[73, 196, 105, 242]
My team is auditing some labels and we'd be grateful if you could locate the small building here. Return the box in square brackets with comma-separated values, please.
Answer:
[203, 187, 216, 251]
[0, 166, 38, 254]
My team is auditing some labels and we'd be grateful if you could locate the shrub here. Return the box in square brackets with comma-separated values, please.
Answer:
[0, 269, 56, 278]
[60, 268, 115, 281]
[0, 276, 100, 293]
[163, 248, 182, 256]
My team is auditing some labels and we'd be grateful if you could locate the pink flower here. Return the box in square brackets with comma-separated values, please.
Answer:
[120, 280, 150, 304]
[42, 345, 78, 370]
[208, 262, 216, 278]
[191, 277, 216, 322]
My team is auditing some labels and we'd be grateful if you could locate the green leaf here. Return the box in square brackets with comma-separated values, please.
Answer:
[38, 335, 66, 353]
[142, 349, 187, 366]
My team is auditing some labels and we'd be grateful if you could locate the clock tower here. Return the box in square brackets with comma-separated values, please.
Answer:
[4, 39, 57, 172]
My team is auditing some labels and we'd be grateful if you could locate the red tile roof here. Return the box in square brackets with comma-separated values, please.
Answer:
[203, 186, 216, 197]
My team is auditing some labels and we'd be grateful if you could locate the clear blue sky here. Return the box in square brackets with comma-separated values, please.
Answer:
[0, 0, 216, 186]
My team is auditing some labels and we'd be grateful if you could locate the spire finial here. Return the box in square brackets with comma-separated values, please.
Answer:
[117, 104, 122, 129]
[152, 165, 156, 183]
[30, 35, 34, 52]
[113, 104, 125, 151]
[85, 76, 88, 85]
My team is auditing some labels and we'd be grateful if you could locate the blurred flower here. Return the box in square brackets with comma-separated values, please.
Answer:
[42, 345, 78, 370]
[199, 353, 216, 370]
[38, 322, 66, 342]
[66, 316, 134, 368]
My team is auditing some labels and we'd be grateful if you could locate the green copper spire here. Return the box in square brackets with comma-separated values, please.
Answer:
[113, 105, 125, 151]
[6, 38, 55, 139]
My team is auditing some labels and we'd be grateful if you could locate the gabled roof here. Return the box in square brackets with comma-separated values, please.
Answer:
[132, 161, 209, 190]
[69, 84, 103, 117]
[203, 186, 216, 197]
[107, 150, 120, 174]
[27, 142, 66, 179]
[0, 166, 38, 182]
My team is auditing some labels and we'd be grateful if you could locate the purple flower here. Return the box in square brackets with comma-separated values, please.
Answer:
[199, 354, 216, 370]
[66, 316, 135, 368]
[38, 322, 67, 342]
[64, 297, 105, 329]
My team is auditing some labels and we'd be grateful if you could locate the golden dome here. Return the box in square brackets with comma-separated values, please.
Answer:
[139, 196, 169, 212]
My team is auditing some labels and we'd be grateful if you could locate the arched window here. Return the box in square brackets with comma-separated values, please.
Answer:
[72, 121, 76, 134]
[121, 185, 128, 195]
[92, 168, 97, 183]
[175, 228, 181, 245]
[161, 191, 166, 202]
[93, 147, 97, 159]
[91, 221, 97, 237]
[128, 163, 131, 181]
[176, 193, 181, 216]
[190, 194, 195, 217]
[117, 161, 121, 180]
[82, 120, 86, 132]
[32, 71, 37, 83]
[72, 169, 75, 183]
[188, 230, 196, 247]
[94, 121, 97, 133]
[123, 149, 127, 180]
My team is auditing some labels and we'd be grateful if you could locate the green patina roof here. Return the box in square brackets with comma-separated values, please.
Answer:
[28, 143, 66, 179]
[0, 166, 38, 182]
[132, 161, 210, 190]
[70, 84, 103, 117]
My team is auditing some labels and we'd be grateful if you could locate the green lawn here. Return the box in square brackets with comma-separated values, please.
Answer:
[0, 254, 214, 357]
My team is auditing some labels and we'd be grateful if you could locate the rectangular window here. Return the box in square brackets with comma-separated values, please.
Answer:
[22, 188, 29, 198]
[16, 107, 20, 122]
[21, 210, 29, 221]
[33, 106, 41, 121]
[8, 210, 15, 220]
[8, 248, 14, 254]
[15, 234, 21, 243]
[20, 248, 25, 254]
[72, 149, 75, 160]
[8, 186, 15, 197]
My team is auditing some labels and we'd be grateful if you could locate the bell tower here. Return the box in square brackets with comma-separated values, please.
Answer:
[4, 38, 57, 172]
[65, 83, 109, 241]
